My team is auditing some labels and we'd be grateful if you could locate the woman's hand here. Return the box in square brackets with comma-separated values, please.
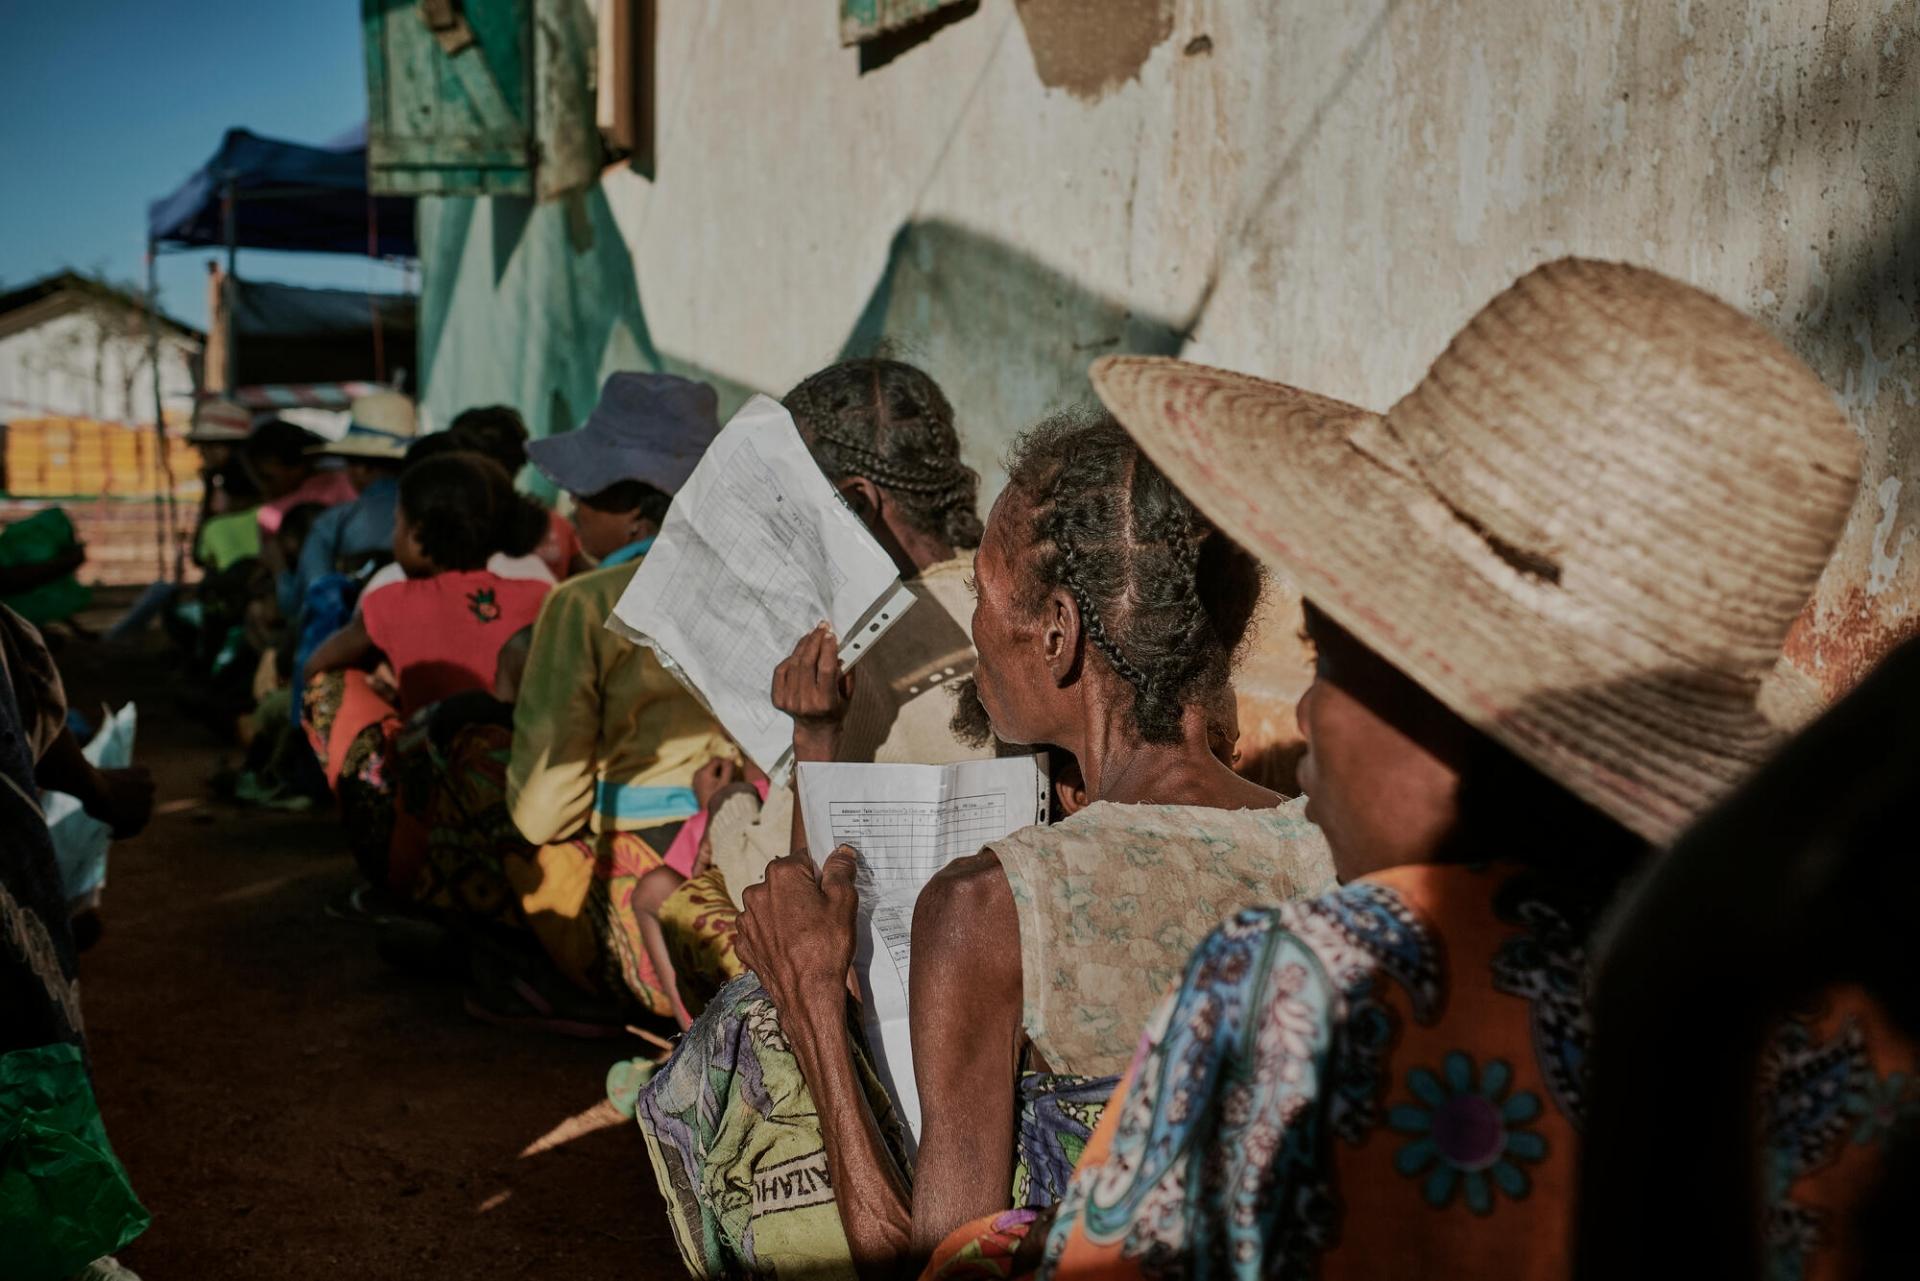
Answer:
[691, 756, 738, 810]
[737, 847, 861, 1020]
[86, 765, 155, 840]
[696, 754, 762, 818]
[773, 624, 855, 763]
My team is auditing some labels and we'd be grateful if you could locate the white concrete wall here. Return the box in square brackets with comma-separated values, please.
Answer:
[420, 0, 1920, 699]
[0, 302, 199, 425]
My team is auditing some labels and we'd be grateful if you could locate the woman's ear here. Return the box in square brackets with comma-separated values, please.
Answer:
[839, 476, 883, 526]
[1052, 756, 1090, 817]
[1044, 587, 1082, 687]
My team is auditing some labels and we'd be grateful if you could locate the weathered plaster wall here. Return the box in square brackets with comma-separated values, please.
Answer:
[421, 0, 1919, 719]
[0, 307, 198, 424]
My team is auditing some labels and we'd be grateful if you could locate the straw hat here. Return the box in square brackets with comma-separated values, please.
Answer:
[314, 391, 419, 459]
[1092, 258, 1860, 844]
[187, 395, 254, 443]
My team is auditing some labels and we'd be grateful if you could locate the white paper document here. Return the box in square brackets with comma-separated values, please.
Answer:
[796, 754, 1050, 1148]
[606, 394, 917, 781]
[45, 702, 137, 903]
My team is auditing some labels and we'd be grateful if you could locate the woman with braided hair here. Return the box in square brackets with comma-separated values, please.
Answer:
[648, 356, 996, 1012]
[629, 408, 1333, 1281]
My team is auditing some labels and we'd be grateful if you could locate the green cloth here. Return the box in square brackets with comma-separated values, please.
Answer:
[0, 1043, 149, 1281]
[195, 509, 263, 571]
[0, 509, 91, 625]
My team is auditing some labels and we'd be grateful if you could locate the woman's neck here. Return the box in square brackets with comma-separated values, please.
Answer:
[1074, 710, 1277, 811]
[875, 508, 955, 578]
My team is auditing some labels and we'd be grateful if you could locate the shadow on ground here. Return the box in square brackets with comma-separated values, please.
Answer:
[57, 617, 672, 1279]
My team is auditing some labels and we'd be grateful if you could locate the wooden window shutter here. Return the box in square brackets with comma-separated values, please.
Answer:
[363, 0, 536, 196]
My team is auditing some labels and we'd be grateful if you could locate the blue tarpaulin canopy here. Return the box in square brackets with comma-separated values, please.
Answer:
[228, 278, 417, 386]
[147, 126, 416, 258]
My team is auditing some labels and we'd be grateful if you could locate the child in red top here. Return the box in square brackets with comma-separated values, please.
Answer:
[302, 452, 552, 899]
[305, 453, 550, 716]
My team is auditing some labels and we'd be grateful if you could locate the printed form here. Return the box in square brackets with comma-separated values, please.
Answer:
[797, 754, 1050, 1148]
[606, 394, 917, 780]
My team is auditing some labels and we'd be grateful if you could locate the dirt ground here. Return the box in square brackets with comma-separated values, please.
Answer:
[55, 617, 680, 1279]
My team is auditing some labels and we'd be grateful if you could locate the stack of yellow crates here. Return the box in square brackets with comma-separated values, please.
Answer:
[3, 417, 201, 498]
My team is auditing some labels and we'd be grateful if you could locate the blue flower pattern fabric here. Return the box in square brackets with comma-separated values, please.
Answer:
[1033, 862, 1917, 1281]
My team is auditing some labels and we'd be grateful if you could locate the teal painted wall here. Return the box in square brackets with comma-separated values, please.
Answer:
[416, 186, 762, 497]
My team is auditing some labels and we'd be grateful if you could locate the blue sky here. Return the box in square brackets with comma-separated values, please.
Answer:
[0, 1, 412, 330]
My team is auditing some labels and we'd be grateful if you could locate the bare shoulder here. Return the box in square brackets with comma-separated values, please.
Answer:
[917, 849, 1011, 925]
[912, 850, 1018, 976]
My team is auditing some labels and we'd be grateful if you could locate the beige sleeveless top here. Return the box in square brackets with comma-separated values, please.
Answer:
[992, 796, 1334, 1077]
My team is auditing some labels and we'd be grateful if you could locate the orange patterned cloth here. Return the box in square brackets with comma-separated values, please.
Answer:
[925, 863, 1918, 1281]
[301, 669, 411, 890]
[656, 867, 744, 1018]
[425, 721, 678, 1016]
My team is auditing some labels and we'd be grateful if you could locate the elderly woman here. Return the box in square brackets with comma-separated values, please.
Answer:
[632, 410, 1333, 1280]
[937, 259, 1912, 1281]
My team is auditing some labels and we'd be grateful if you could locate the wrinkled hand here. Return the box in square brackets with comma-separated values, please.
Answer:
[692, 756, 739, 810]
[737, 847, 861, 1018]
[773, 624, 856, 762]
[88, 765, 155, 840]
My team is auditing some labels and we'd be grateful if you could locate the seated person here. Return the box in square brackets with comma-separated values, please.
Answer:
[1, 604, 153, 1273]
[447, 403, 585, 579]
[650, 357, 997, 1016]
[631, 410, 1334, 1280]
[303, 452, 551, 896]
[412, 373, 733, 1031]
[0, 510, 87, 624]
[991, 260, 1901, 1281]
[185, 393, 256, 543]
[356, 433, 555, 601]
[290, 393, 421, 640]
[192, 454, 265, 576]
[240, 418, 355, 536]
[1580, 634, 1920, 1279]
[219, 504, 334, 808]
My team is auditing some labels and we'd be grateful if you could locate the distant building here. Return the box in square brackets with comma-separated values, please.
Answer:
[0, 271, 204, 583]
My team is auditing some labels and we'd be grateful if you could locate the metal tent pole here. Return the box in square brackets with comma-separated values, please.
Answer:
[145, 241, 181, 582]
[222, 179, 239, 392]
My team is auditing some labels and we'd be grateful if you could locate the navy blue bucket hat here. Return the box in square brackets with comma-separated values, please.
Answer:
[527, 372, 720, 498]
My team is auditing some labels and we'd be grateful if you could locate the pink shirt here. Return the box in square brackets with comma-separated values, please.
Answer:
[257, 470, 358, 534]
[360, 569, 551, 717]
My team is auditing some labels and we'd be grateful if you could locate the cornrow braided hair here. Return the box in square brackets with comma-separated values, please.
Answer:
[1007, 408, 1266, 745]
[783, 358, 984, 549]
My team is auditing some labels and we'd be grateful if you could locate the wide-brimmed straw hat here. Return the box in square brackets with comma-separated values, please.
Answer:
[527, 372, 719, 498]
[313, 392, 419, 460]
[1092, 258, 1860, 844]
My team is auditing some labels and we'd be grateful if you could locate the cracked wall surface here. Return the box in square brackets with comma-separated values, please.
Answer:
[422, 0, 1918, 717]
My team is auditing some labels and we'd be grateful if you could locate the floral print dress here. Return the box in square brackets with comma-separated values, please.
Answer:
[927, 862, 1917, 1281]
